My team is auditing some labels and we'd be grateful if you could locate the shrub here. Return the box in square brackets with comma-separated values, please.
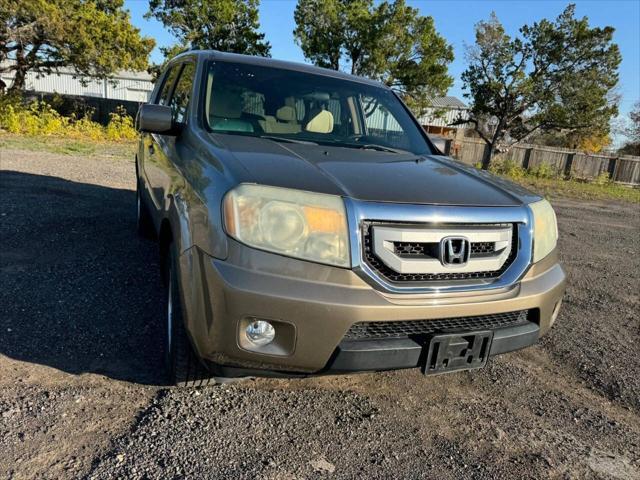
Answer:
[105, 106, 137, 141]
[0, 99, 136, 142]
[490, 159, 527, 180]
[486, 159, 560, 181]
[0, 101, 67, 135]
[528, 162, 556, 179]
[69, 114, 105, 140]
[0, 104, 21, 133]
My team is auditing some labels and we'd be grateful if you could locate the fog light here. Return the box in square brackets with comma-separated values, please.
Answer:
[246, 320, 275, 346]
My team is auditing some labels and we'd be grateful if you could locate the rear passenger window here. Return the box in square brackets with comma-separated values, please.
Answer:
[157, 66, 180, 106]
[169, 63, 195, 123]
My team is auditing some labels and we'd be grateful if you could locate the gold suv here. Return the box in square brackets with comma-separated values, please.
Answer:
[135, 51, 565, 386]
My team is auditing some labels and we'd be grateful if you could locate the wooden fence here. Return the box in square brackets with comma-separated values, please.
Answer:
[443, 139, 640, 187]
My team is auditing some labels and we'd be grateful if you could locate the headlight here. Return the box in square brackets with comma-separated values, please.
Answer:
[529, 199, 558, 263]
[223, 184, 350, 267]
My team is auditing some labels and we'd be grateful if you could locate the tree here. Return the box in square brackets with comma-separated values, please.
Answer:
[617, 101, 640, 156]
[148, 42, 190, 80]
[293, 0, 453, 116]
[146, 0, 271, 57]
[460, 5, 621, 169]
[577, 132, 611, 154]
[0, 0, 154, 93]
[530, 129, 611, 154]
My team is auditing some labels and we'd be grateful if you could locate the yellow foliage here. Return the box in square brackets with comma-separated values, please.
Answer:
[488, 159, 556, 179]
[528, 162, 555, 179]
[489, 159, 527, 179]
[105, 106, 138, 141]
[578, 133, 610, 154]
[0, 100, 137, 141]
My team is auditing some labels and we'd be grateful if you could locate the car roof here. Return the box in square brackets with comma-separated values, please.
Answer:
[171, 49, 387, 88]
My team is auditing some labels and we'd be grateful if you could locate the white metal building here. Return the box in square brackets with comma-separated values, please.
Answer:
[0, 62, 155, 102]
[417, 96, 470, 128]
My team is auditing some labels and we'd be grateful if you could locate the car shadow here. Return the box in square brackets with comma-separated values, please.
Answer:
[0, 170, 166, 385]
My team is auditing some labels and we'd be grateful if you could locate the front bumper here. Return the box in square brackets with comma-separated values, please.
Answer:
[329, 321, 540, 373]
[178, 240, 566, 376]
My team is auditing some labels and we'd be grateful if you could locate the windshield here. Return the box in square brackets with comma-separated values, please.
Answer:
[203, 60, 434, 155]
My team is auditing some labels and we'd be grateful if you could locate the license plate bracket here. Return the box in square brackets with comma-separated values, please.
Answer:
[422, 331, 493, 375]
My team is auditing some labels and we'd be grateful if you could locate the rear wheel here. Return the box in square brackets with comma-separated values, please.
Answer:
[136, 180, 155, 238]
[164, 246, 215, 387]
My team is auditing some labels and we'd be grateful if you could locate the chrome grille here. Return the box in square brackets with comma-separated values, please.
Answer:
[394, 241, 495, 258]
[471, 242, 495, 255]
[344, 310, 530, 340]
[362, 222, 518, 283]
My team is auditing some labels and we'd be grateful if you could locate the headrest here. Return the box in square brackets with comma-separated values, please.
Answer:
[276, 106, 296, 122]
[212, 91, 242, 119]
[305, 110, 334, 133]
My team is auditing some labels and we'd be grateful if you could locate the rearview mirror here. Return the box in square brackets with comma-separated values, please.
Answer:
[136, 104, 174, 134]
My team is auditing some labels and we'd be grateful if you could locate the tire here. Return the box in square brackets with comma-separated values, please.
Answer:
[136, 180, 155, 239]
[164, 246, 215, 387]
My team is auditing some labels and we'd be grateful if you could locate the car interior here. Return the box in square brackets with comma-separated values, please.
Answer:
[200, 62, 427, 154]
[205, 70, 337, 136]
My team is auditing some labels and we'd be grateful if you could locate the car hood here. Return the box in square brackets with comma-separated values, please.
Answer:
[213, 134, 539, 206]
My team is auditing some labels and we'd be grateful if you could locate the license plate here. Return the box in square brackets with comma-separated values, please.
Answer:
[422, 331, 493, 375]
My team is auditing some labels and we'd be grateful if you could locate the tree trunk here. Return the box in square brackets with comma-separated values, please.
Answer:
[481, 142, 495, 170]
[350, 50, 361, 75]
[8, 45, 27, 93]
[8, 67, 27, 92]
[331, 52, 340, 71]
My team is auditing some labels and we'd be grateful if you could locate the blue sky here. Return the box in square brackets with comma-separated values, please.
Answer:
[124, 0, 640, 122]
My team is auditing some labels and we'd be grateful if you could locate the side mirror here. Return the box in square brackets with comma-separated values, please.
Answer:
[136, 104, 174, 134]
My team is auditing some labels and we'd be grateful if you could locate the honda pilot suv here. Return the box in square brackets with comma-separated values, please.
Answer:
[135, 51, 566, 386]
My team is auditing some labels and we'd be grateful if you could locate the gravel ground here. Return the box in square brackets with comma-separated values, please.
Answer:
[1, 147, 639, 479]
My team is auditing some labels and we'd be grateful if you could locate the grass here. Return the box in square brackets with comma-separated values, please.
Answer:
[513, 175, 640, 203]
[484, 159, 640, 203]
[0, 133, 136, 160]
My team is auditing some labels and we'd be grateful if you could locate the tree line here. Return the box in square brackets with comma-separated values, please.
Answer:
[1, 0, 636, 162]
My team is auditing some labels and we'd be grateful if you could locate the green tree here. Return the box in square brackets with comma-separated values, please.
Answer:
[293, 0, 453, 116]
[460, 5, 621, 169]
[617, 101, 640, 156]
[531, 129, 612, 154]
[146, 0, 271, 57]
[0, 0, 154, 93]
[147, 42, 190, 80]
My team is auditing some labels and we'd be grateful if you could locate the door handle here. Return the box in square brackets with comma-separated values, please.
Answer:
[148, 143, 155, 155]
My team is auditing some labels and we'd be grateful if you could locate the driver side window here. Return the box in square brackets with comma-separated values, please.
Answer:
[169, 63, 195, 124]
[157, 66, 179, 106]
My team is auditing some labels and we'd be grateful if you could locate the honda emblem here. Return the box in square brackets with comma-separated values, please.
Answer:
[440, 236, 470, 266]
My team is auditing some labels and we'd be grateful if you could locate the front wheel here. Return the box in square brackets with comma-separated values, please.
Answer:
[164, 246, 215, 387]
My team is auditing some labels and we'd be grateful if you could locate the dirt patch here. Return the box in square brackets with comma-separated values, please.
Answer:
[1, 147, 639, 479]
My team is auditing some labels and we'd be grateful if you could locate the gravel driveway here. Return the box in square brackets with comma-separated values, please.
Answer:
[1, 147, 639, 479]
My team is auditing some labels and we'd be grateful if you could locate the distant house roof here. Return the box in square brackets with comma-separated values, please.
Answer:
[417, 96, 470, 128]
[428, 96, 468, 109]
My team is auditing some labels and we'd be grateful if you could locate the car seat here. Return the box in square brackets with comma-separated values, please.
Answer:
[209, 89, 255, 133]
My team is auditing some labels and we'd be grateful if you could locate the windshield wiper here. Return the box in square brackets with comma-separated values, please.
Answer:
[259, 135, 407, 153]
[317, 141, 407, 154]
[355, 144, 407, 154]
[259, 135, 318, 145]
